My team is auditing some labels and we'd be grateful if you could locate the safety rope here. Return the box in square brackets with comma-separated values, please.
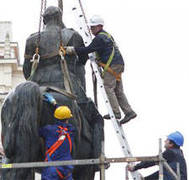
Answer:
[59, 47, 82, 142]
[58, 0, 63, 13]
[57, 1, 73, 94]
[28, 0, 82, 140]
[27, 0, 45, 80]
[27, 54, 40, 81]
[36, 0, 45, 54]
[42, 0, 47, 30]
[78, 0, 92, 38]
[59, 49, 73, 94]
[57, 5, 82, 141]
[77, 0, 98, 106]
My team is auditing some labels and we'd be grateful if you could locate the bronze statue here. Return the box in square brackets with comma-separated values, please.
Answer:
[1, 6, 103, 180]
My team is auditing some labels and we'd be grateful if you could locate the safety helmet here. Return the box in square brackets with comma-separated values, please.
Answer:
[88, 15, 104, 27]
[54, 106, 73, 120]
[43, 6, 62, 24]
[167, 131, 184, 146]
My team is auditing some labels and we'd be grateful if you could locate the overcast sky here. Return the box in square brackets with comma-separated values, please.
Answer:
[0, 0, 189, 179]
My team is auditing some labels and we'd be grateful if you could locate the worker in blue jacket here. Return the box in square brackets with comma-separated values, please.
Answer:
[39, 93, 75, 180]
[65, 15, 136, 124]
[128, 131, 187, 180]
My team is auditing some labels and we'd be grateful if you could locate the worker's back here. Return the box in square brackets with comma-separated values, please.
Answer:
[163, 148, 187, 180]
[39, 121, 75, 163]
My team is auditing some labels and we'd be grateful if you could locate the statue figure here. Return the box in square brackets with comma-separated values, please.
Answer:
[23, 6, 88, 91]
[1, 6, 104, 180]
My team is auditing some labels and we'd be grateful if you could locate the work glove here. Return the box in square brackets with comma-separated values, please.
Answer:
[65, 46, 76, 55]
[43, 92, 57, 105]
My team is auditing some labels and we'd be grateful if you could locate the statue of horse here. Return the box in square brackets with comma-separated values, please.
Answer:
[1, 6, 104, 180]
[1, 81, 103, 180]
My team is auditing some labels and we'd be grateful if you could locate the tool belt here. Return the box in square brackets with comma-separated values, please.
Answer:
[98, 62, 121, 81]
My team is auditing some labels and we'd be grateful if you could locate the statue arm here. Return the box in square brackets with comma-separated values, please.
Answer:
[69, 32, 89, 65]
[23, 59, 32, 80]
[23, 36, 37, 79]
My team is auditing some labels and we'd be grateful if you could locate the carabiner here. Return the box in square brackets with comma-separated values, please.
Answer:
[30, 54, 40, 63]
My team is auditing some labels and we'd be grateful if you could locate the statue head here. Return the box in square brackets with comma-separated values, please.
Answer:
[43, 6, 63, 26]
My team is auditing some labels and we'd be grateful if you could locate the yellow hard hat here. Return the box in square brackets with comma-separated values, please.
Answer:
[54, 106, 73, 120]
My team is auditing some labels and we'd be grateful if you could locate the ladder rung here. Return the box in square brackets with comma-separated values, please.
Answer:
[71, 1, 141, 179]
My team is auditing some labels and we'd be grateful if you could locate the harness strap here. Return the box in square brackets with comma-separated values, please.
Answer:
[27, 54, 40, 80]
[56, 169, 71, 180]
[59, 48, 73, 94]
[98, 62, 121, 81]
[41, 50, 60, 59]
[56, 168, 64, 179]
[59, 47, 82, 142]
[67, 134, 72, 153]
[58, 126, 72, 152]
[40, 86, 76, 100]
[45, 127, 72, 161]
[45, 138, 66, 159]
[98, 32, 115, 76]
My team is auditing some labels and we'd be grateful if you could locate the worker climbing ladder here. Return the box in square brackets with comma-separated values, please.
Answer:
[71, 0, 141, 179]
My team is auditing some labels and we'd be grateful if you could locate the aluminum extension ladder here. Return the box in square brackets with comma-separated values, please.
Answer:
[71, 1, 141, 179]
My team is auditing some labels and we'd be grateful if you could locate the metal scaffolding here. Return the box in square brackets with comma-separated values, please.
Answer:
[0, 139, 180, 180]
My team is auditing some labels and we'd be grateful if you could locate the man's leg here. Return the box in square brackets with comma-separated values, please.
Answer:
[103, 70, 121, 119]
[115, 78, 137, 124]
[115, 77, 132, 114]
[111, 64, 137, 124]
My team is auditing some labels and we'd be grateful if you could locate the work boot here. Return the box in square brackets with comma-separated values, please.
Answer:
[120, 111, 137, 124]
[103, 113, 121, 120]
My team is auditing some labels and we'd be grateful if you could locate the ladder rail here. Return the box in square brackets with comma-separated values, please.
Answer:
[71, 1, 141, 179]
[90, 56, 140, 180]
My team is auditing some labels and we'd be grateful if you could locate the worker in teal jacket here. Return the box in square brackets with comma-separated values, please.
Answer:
[39, 93, 75, 180]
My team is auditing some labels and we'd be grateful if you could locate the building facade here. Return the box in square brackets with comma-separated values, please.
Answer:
[0, 21, 25, 114]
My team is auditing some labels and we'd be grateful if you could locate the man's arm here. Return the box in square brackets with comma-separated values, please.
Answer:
[127, 160, 158, 180]
[74, 36, 104, 57]
[129, 149, 174, 171]
[69, 32, 89, 65]
[134, 160, 157, 171]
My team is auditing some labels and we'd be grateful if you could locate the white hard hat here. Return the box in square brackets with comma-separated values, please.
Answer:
[88, 15, 104, 27]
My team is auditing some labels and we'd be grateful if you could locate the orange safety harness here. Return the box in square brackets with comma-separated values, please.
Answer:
[56, 169, 71, 180]
[45, 126, 72, 179]
[96, 32, 122, 82]
[98, 62, 121, 81]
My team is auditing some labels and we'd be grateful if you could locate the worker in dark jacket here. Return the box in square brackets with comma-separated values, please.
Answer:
[65, 15, 136, 124]
[128, 131, 187, 180]
[39, 93, 75, 180]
